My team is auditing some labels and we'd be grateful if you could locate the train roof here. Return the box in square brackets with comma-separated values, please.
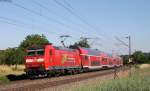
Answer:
[81, 48, 104, 56]
[80, 48, 116, 57]
[54, 46, 76, 52]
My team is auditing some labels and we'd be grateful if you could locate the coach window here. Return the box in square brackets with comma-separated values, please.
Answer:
[85, 55, 88, 60]
[102, 58, 107, 62]
[82, 55, 88, 61]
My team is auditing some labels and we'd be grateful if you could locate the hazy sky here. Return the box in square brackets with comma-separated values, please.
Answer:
[0, 0, 150, 54]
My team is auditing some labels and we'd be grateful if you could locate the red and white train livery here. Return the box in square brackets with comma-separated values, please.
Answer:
[25, 44, 123, 77]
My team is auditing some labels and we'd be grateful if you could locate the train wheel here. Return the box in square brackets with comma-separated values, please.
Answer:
[70, 71, 74, 75]
[46, 73, 52, 78]
[67, 70, 74, 75]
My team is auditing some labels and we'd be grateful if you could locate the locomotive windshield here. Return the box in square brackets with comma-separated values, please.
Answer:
[37, 49, 44, 55]
[27, 51, 36, 56]
[27, 49, 44, 56]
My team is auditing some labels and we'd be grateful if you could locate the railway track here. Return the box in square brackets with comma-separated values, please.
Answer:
[0, 66, 129, 91]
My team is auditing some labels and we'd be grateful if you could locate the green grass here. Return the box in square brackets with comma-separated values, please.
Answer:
[75, 67, 150, 91]
[0, 76, 10, 85]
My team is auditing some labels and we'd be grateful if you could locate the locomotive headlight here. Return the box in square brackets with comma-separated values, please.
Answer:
[37, 58, 44, 62]
[26, 59, 33, 63]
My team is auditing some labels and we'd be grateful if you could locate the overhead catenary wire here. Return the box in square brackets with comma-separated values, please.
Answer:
[0, 16, 29, 26]
[0, 19, 25, 29]
[115, 36, 128, 47]
[114, 36, 130, 55]
[11, 2, 68, 28]
[31, 0, 86, 35]
[0, 16, 62, 35]
[1, 1, 69, 35]
[0, 16, 43, 32]
[53, 1, 118, 54]
[31, 0, 95, 36]
[10, 0, 100, 42]
[55, 0, 118, 48]
[2, 1, 87, 46]
[13, 2, 92, 40]
[31, 0, 74, 24]
[53, 0, 93, 28]
[53, 0, 105, 38]
[0, 19, 64, 47]
[0, 16, 80, 43]
[9, 1, 85, 36]
[10, 0, 104, 40]
[1, 1, 82, 40]
[0, 0, 120, 54]
[4, 1, 114, 49]
[63, 0, 74, 10]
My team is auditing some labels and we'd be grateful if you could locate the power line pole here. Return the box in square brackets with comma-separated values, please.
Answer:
[115, 36, 132, 62]
[126, 36, 132, 63]
[129, 36, 131, 57]
[126, 36, 132, 76]
[115, 35, 132, 76]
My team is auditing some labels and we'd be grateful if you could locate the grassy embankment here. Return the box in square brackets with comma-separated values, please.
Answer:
[0, 65, 25, 84]
[75, 64, 150, 91]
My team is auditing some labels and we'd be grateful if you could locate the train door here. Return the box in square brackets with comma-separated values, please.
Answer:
[101, 57, 109, 67]
[81, 54, 89, 68]
[108, 57, 114, 67]
[44, 45, 55, 70]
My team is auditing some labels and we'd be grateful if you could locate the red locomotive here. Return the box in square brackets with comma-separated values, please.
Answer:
[25, 44, 123, 77]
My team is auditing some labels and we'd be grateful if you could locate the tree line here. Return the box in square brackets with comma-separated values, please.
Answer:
[121, 51, 150, 64]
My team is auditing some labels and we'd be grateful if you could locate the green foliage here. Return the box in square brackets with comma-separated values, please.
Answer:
[143, 53, 150, 63]
[121, 51, 150, 64]
[0, 48, 25, 65]
[70, 38, 90, 48]
[0, 51, 5, 64]
[19, 34, 49, 49]
[0, 76, 10, 84]
[12, 48, 26, 65]
[3, 48, 17, 65]
[132, 51, 146, 63]
[121, 55, 129, 64]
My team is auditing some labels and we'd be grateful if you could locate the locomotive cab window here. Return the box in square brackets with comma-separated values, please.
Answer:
[27, 51, 36, 56]
[27, 49, 44, 56]
[37, 50, 44, 55]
